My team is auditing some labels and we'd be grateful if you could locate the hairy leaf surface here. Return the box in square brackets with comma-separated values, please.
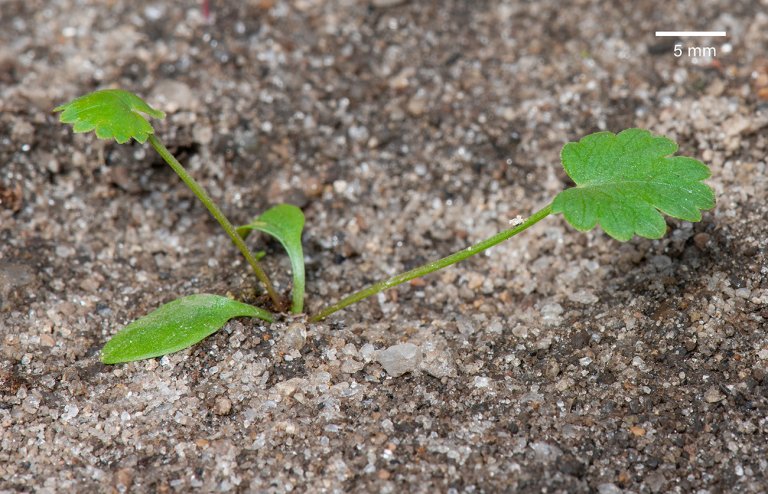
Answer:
[552, 129, 715, 241]
[55, 89, 165, 144]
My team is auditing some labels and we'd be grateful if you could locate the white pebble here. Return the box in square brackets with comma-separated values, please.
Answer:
[61, 404, 79, 421]
[376, 343, 421, 377]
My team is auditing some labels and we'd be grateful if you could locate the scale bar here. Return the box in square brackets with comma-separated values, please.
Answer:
[655, 31, 726, 37]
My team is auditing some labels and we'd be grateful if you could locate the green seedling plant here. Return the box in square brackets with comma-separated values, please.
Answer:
[55, 89, 715, 365]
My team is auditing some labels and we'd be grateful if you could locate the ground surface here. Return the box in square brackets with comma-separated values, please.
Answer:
[1, 0, 767, 492]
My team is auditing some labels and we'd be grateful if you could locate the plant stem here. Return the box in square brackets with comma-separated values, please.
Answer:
[147, 135, 284, 310]
[310, 202, 553, 322]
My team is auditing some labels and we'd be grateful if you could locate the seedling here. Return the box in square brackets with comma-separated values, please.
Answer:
[55, 89, 715, 364]
[55, 90, 283, 307]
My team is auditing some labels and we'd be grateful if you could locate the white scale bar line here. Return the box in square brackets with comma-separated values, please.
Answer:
[655, 31, 726, 37]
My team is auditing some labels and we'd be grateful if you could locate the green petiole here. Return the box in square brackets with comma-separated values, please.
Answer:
[309, 203, 553, 322]
[148, 135, 284, 311]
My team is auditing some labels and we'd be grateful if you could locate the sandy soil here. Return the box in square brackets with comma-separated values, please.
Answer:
[1, 0, 767, 492]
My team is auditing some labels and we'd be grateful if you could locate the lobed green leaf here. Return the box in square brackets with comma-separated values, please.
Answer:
[551, 128, 715, 241]
[237, 204, 306, 314]
[101, 294, 273, 364]
[54, 89, 165, 144]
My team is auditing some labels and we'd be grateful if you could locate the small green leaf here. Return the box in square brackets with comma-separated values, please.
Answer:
[551, 128, 715, 241]
[54, 89, 165, 144]
[101, 294, 273, 364]
[237, 204, 305, 314]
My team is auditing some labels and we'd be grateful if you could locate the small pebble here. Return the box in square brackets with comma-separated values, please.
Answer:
[704, 386, 725, 403]
[693, 233, 711, 249]
[473, 376, 490, 388]
[376, 343, 421, 377]
[630, 426, 646, 437]
[214, 396, 232, 415]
